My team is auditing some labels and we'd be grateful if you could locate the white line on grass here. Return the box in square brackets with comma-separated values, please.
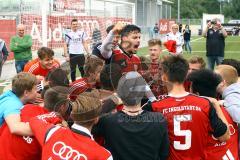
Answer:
[179, 51, 240, 53]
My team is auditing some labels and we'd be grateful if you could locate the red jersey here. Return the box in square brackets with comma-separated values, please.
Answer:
[0, 104, 61, 160]
[148, 62, 168, 97]
[24, 58, 60, 77]
[69, 78, 89, 100]
[151, 93, 227, 160]
[184, 81, 191, 92]
[29, 115, 112, 160]
[205, 106, 239, 160]
[111, 49, 141, 74]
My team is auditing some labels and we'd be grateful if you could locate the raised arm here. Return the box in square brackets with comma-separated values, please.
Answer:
[100, 22, 125, 59]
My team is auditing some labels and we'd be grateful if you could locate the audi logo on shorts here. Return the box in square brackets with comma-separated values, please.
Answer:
[52, 141, 87, 160]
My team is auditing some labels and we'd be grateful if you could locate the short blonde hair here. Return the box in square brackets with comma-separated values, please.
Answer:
[148, 39, 162, 47]
[12, 72, 37, 97]
[215, 65, 238, 86]
[171, 24, 179, 30]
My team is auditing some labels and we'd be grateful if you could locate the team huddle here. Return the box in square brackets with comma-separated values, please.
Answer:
[0, 19, 240, 160]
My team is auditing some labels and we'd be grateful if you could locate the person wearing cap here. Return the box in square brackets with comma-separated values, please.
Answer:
[29, 90, 113, 160]
[202, 18, 227, 70]
[92, 71, 169, 160]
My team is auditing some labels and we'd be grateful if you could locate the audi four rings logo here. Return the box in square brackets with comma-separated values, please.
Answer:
[52, 141, 87, 160]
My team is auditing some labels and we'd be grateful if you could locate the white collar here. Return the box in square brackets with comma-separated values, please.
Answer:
[168, 92, 189, 98]
[71, 123, 94, 140]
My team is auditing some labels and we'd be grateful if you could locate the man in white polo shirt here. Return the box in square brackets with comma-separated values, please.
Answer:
[64, 19, 90, 82]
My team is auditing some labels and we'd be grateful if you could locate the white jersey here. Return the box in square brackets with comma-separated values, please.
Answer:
[166, 32, 184, 54]
[65, 30, 88, 54]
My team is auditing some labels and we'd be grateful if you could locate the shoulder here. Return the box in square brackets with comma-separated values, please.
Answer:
[69, 78, 88, 94]
[24, 35, 32, 39]
[53, 59, 60, 66]
[78, 30, 85, 35]
[132, 54, 140, 60]
[99, 112, 120, 123]
[0, 92, 22, 109]
[145, 111, 165, 121]
[21, 105, 48, 117]
[10, 36, 17, 40]
[70, 78, 87, 86]
[177, 32, 183, 36]
[24, 59, 39, 72]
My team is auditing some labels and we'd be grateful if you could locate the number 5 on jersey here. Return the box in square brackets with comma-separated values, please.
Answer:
[173, 114, 192, 150]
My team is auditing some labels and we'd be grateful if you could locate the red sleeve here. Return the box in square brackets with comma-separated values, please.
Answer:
[29, 112, 62, 146]
[23, 61, 31, 72]
[29, 116, 54, 146]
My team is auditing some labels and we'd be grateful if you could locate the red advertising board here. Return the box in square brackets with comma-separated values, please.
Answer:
[159, 19, 176, 34]
[21, 15, 132, 50]
[0, 15, 132, 60]
[0, 20, 16, 60]
[53, 0, 85, 13]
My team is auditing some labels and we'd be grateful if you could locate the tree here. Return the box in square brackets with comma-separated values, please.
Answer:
[170, 0, 240, 19]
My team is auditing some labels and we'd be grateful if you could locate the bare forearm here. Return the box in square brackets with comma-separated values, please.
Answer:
[202, 27, 208, 37]
[11, 122, 33, 136]
[221, 28, 228, 37]
[100, 31, 114, 59]
[83, 41, 90, 54]
[5, 114, 33, 136]
[63, 43, 68, 56]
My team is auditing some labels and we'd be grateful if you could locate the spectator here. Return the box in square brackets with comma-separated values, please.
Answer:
[92, 24, 102, 49]
[183, 24, 192, 53]
[202, 18, 227, 70]
[24, 47, 60, 78]
[0, 72, 38, 136]
[153, 23, 159, 38]
[215, 65, 240, 123]
[144, 56, 229, 159]
[165, 24, 184, 55]
[10, 24, 32, 73]
[0, 38, 9, 77]
[100, 23, 142, 74]
[0, 86, 69, 160]
[93, 72, 169, 160]
[179, 23, 183, 33]
[188, 69, 239, 160]
[63, 19, 90, 82]
[29, 91, 113, 160]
